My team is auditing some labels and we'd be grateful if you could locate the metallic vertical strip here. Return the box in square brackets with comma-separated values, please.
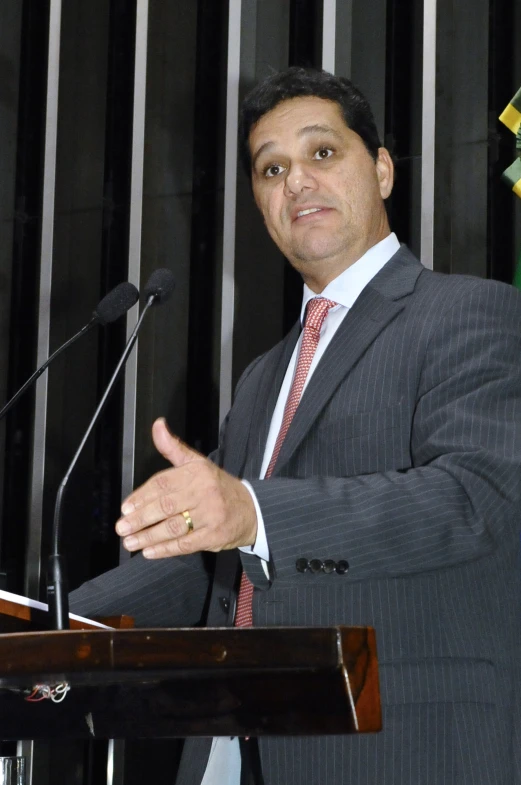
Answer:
[23, 6, 62, 780]
[107, 7, 150, 783]
[17, 740, 49, 785]
[17, 741, 33, 785]
[120, 0, 149, 505]
[106, 738, 126, 785]
[420, 0, 436, 270]
[333, 0, 353, 79]
[24, 0, 62, 599]
[322, 0, 337, 73]
[219, 0, 242, 424]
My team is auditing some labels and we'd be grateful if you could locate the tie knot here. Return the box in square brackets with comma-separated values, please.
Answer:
[304, 297, 337, 333]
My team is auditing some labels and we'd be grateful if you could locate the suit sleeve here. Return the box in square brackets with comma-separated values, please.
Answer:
[69, 551, 211, 627]
[243, 281, 521, 585]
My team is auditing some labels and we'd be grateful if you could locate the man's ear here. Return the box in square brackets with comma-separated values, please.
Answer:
[375, 147, 394, 199]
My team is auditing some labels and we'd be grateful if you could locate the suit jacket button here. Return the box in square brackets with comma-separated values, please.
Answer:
[336, 560, 349, 575]
[219, 596, 230, 613]
[309, 559, 323, 574]
[323, 559, 335, 574]
[296, 558, 309, 573]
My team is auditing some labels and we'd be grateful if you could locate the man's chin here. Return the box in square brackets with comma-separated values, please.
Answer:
[290, 242, 346, 266]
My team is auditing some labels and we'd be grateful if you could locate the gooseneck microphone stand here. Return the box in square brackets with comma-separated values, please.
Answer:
[0, 282, 139, 421]
[0, 320, 97, 421]
[48, 296, 156, 630]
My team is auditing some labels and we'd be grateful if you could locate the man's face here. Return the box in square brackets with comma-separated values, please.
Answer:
[249, 96, 393, 290]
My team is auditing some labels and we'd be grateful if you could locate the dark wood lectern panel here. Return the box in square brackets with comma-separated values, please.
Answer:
[0, 626, 380, 738]
[0, 597, 133, 632]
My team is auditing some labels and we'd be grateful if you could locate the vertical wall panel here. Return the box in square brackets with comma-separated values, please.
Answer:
[334, 0, 353, 77]
[1, 2, 49, 598]
[232, 0, 290, 388]
[289, 0, 323, 69]
[133, 0, 198, 485]
[450, 0, 489, 276]
[420, 0, 436, 270]
[219, 0, 242, 422]
[121, 0, 148, 509]
[0, 1, 23, 571]
[321, 0, 336, 72]
[91, 0, 137, 580]
[0, 6, 22, 391]
[432, 0, 490, 275]
[488, 0, 516, 283]
[407, 0, 425, 258]
[350, 0, 387, 141]
[385, 0, 423, 258]
[186, 0, 228, 454]
[25, 0, 62, 598]
[45, 0, 115, 591]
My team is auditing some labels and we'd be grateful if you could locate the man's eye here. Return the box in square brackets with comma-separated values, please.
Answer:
[313, 147, 333, 160]
[264, 164, 285, 178]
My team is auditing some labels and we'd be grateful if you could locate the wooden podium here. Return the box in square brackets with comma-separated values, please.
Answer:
[0, 598, 381, 740]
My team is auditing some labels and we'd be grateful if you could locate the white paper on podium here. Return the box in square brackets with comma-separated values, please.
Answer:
[0, 588, 112, 629]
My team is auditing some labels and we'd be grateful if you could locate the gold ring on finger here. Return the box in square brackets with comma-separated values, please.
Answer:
[181, 510, 194, 533]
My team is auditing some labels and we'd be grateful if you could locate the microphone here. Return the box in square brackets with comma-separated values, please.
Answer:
[47, 269, 175, 630]
[143, 268, 176, 304]
[94, 281, 140, 325]
[0, 282, 139, 421]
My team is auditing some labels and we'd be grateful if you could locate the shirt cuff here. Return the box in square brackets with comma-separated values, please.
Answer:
[239, 480, 270, 562]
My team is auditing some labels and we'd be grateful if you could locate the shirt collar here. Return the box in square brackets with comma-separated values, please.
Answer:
[300, 232, 401, 323]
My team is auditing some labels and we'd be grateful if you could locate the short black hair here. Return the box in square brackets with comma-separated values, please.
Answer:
[238, 67, 382, 178]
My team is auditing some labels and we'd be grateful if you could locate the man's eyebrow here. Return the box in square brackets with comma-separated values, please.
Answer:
[251, 124, 344, 171]
[297, 123, 343, 141]
[251, 141, 275, 170]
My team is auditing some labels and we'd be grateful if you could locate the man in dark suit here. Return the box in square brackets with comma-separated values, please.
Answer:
[71, 68, 521, 784]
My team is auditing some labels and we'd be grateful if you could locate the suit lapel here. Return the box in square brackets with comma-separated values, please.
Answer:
[241, 319, 301, 479]
[271, 247, 423, 475]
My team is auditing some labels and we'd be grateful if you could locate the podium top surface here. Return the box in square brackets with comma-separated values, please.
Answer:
[0, 626, 381, 738]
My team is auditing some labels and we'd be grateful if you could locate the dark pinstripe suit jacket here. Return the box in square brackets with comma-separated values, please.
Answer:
[71, 247, 521, 785]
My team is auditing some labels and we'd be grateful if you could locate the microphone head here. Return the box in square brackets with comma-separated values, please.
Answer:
[143, 268, 176, 305]
[94, 282, 139, 325]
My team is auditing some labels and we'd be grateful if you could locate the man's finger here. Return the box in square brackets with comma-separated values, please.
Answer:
[152, 417, 202, 468]
[121, 511, 195, 552]
[142, 528, 214, 559]
[117, 487, 192, 535]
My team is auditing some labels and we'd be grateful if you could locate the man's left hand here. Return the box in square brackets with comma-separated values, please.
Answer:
[115, 417, 257, 558]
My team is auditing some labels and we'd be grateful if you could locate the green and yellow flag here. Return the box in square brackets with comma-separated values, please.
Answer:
[500, 89, 521, 200]
[499, 89, 521, 286]
[501, 157, 521, 198]
[499, 87, 521, 136]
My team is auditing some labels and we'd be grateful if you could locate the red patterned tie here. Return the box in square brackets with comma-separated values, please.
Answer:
[234, 297, 337, 627]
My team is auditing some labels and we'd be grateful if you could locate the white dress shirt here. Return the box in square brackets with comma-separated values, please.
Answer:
[201, 232, 400, 785]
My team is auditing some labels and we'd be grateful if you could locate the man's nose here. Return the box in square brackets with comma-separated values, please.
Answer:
[283, 163, 317, 197]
